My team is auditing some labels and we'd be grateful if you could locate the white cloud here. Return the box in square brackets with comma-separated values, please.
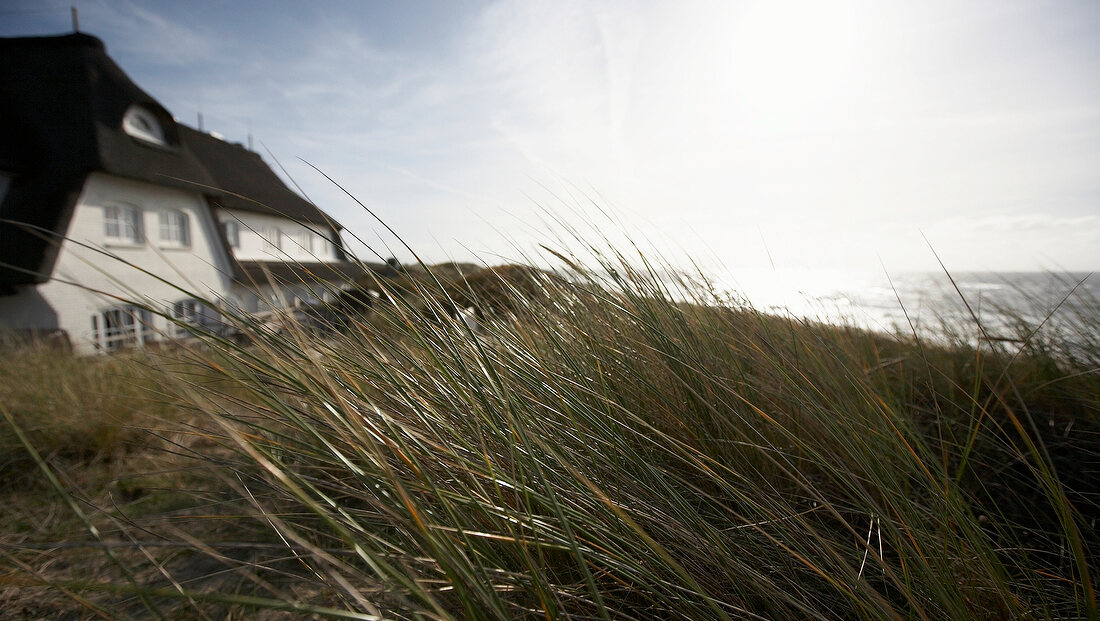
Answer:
[50, 0, 1100, 272]
[81, 0, 222, 65]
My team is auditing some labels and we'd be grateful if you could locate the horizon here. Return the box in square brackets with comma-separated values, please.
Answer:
[3, 0, 1098, 274]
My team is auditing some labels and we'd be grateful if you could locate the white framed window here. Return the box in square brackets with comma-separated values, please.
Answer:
[315, 233, 332, 258]
[122, 106, 167, 146]
[158, 209, 190, 247]
[222, 220, 240, 248]
[279, 229, 294, 253]
[261, 226, 281, 253]
[103, 203, 143, 244]
[298, 230, 314, 254]
[170, 298, 222, 337]
[92, 306, 154, 352]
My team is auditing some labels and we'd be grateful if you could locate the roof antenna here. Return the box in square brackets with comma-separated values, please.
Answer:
[71, 4, 80, 32]
[197, 111, 204, 132]
[247, 118, 254, 151]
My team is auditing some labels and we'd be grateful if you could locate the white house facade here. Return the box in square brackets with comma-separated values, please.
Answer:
[0, 33, 368, 354]
[0, 173, 239, 352]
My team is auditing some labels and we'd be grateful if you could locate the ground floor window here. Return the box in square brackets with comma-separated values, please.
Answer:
[170, 299, 222, 337]
[92, 306, 154, 352]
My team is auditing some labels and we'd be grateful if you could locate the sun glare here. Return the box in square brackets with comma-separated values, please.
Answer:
[675, 0, 872, 132]
[731, 2, 867, 123]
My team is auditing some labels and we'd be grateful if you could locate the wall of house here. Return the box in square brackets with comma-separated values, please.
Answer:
[228, 282, 339, 315]
[217, 209, 342, 263]
[216, 209, 344, 313]
[0, 173, 237, 354]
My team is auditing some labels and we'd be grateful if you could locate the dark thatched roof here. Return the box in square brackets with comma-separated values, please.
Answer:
[180, 127, 339, 227]
[0, 33, 343, 287]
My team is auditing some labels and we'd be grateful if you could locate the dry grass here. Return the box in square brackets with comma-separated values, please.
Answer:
[1, 251, 1097, 619]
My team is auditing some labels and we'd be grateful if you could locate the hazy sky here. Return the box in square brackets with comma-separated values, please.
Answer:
[5, 0, 1099, 273]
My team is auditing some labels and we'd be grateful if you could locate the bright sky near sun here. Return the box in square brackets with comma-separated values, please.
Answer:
[5, 0, 1099, 273]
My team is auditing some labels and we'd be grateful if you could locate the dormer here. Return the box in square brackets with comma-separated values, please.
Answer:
[122, 105, 167, 146]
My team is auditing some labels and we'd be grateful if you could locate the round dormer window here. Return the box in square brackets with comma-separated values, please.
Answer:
[122, 105, 167, 145]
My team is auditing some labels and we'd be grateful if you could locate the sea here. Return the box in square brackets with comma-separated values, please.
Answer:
[710, 269, 1099, 350]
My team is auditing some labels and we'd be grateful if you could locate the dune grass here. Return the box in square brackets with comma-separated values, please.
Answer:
[0, 344, 186, 486]
[1, 243, 1097, 619]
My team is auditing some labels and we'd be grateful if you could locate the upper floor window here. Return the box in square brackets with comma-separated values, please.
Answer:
[261, 226, 281, 253]
[222, 220, 240, 249]
[122, 106, 167, 146]
[299, 230, 315, 254]
[92, 305, 154, 352]
[158, 209, 190, 247]
[315, 233, 333, 258]
[104, 203, 143, 244]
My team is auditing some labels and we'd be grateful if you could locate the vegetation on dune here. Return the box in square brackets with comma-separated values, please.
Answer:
[342, 260, 565, 316]
[0, 345, 183, 486]
[1, 244, 1098, 619]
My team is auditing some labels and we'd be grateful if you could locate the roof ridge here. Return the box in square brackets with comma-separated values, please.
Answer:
[0, 32, 106, 50]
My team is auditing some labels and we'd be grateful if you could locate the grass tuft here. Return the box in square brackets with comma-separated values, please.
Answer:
[2, 233, 1097, 619]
